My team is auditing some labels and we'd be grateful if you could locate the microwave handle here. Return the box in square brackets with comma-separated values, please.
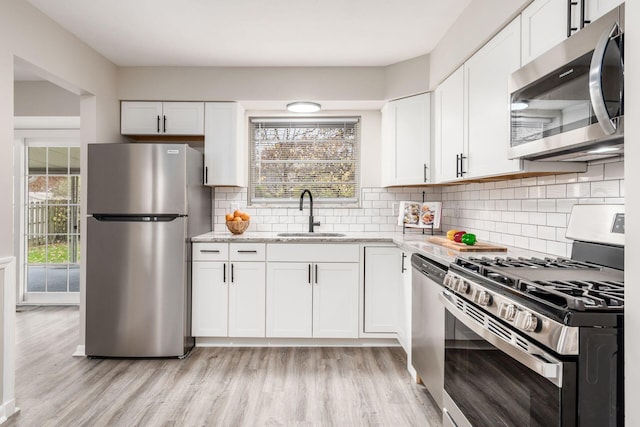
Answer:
[589, 22, 622, 135]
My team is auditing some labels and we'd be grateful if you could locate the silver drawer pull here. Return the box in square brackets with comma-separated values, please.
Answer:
[237, 250, 258, 254]
[200, 249, 220, 253]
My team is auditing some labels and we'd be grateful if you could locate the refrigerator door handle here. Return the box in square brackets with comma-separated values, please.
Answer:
[92, 214, 181, 222]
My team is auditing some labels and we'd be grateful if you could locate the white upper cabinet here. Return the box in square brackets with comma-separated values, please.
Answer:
[521, 0, 569, 65]
[464, 17, 522, 179]
[434, 67, 464, 183]
[584, 0, 623, 23]
[204, 102, 247, 187]
[521, 0, 623, 65]
[121, 101, 204, 135]
[381, 93, 431, 186]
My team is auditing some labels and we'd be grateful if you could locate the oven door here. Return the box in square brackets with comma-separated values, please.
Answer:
[440, 291, 577, 427]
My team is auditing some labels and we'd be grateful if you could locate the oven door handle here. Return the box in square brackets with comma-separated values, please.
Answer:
[440, 292, 564, 387]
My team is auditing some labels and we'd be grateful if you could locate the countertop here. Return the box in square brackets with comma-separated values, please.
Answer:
[192, 231, 551, 265]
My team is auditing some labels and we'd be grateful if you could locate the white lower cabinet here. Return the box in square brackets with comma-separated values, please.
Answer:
[192, 243, 266, 338]
[228, 261, 266, 337]
[266, 244, 360, 339]
[266, 263, 313, 337]
[363, 246, 402, 333]
[192, 260, 228, 337]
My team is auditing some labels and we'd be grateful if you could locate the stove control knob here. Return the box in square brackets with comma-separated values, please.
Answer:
[498, 303, 517, 321]
[514, 311, 539, 332]
[474, 290, 492, 307]
[455, 279, 469, 294]
[443, 274, 455, 289]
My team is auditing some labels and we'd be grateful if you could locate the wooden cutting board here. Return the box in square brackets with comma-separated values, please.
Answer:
[428, 236, 507, 252]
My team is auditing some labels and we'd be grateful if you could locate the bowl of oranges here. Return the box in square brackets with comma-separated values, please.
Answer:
[225, 209, 251, 235]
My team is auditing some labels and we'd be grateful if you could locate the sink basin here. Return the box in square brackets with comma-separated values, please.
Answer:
[277, 232, 346, 238]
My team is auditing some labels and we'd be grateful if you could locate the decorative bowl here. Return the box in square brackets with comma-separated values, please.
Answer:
[226, 220, 250, 235]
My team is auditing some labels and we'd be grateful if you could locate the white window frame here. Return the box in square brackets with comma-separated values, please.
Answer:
[14, 119, 81, 305]
[249, 117, 361, 207]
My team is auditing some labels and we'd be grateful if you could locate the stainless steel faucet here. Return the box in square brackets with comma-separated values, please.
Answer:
[299, 189, 320, 233]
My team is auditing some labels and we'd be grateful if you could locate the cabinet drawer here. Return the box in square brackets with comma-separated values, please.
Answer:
[193, 243, 229, 261]
[267, 244, 359, 263]
[229, 243, 266, 261]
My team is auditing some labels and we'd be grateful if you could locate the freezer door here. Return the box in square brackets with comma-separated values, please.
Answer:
[88, 143, 188, 215]
[86, 216, 193, 357]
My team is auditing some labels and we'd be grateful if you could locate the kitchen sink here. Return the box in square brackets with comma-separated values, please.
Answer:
[276, 232, 346, 238]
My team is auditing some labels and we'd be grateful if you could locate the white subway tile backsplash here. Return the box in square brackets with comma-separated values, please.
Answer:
[546, 184, 566, 199]
[579, 163, 604, 182]
[212, 160, 622, 256]
[546, 213, 567, 227]
[591, 180, 619, 198]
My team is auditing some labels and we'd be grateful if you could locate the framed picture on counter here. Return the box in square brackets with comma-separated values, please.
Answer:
[397, 201, 442, 229]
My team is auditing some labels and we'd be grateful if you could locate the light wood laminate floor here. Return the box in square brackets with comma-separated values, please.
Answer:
[6, 306, 441, 426]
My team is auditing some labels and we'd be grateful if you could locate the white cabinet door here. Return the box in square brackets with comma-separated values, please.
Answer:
[521, 0, 568, 65]
[398, 252, 412, 357]
[363, 247, 401, 333]
[192, 261, 228, 337]
[121, 101, 163, 135]
[266, 263, 313, 338]
[204, 102, 247, 187]
[313, 263, 359, 338]
[434, 67, 465, 183]
[465, 17, 522, 179]
[584, 0, 623, 23]
[228, 262, 266, 337]
[121, 101, 204, 135]
[381, 93, 431, 186]
[162, 102, 204, 135]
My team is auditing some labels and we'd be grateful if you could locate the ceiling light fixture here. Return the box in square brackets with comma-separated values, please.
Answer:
[511, 101, 529, 111]
[287, 102, 321, 113]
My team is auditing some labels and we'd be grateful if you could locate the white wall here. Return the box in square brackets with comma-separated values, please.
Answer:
[0, 0, 120, 418]
[624, 1, 639, 425]
[118, 66, 387, 102]
[14, 81, 80, 116]
[428, 0, 530, 88]
[384, 54, 430, 100]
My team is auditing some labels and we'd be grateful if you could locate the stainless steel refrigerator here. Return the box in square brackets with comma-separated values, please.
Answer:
[86, 143, 210, 357]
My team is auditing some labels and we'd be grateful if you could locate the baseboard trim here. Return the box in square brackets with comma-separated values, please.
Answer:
[72, 345, 85, 357]
[0, 399, 19, 424]
[195, 337, 400, 347]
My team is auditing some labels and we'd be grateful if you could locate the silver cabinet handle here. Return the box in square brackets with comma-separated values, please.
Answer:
[589, 22, 621, 135]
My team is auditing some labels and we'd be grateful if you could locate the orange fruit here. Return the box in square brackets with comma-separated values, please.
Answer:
[233, 216, 243, 222]
[225, 213, 234, 221]
[240, 213, 250, 221]
[233, 209, 242, 218]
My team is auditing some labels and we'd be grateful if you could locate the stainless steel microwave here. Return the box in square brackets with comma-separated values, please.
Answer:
[508, 4, 624, 161]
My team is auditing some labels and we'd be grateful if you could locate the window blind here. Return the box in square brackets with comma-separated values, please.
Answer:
[249, 117, 360, 205]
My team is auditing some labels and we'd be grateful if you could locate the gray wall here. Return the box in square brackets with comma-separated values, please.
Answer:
[14, 81, 80, 116]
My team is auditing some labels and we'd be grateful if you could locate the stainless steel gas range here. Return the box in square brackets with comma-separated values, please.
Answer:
[441, 204, 624, 427]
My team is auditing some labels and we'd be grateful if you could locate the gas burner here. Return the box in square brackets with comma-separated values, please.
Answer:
[452, 255, 624, 313]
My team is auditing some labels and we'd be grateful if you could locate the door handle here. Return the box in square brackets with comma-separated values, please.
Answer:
[401, 252, 407, 273]
[204, 166, 208, 185]
[163, 115, 167, 133]
[455, 154, 460, 177]
[157, 115, 160, 133]
[237, 250, 258, 254]
[459, 153, 467, 177]
[223, 263, 226, 283]
[315, 264, 318, 284]
[200, 249, 220, 253]
[567, 0, 579, 37]
[589, 22, 621, 135]
[308, 264, 312, 284]
[231, 263, 235, 283]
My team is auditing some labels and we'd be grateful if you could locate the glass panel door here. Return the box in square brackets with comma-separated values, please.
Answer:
[25, 144, 80, 298]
